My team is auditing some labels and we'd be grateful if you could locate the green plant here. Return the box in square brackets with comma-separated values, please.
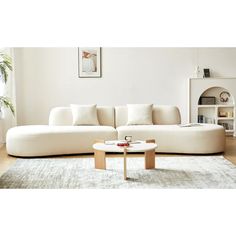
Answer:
[0, 52, 15, 116]
[0, 53, 12, 83]
[0, 96, 15, 115]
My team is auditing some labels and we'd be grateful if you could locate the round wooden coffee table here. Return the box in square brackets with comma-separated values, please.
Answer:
[93, 140, 157, 180]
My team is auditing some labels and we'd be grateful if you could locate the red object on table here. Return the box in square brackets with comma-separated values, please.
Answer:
[117, 142, 130, 147]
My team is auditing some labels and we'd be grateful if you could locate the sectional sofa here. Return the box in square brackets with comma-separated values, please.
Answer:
[6, 105, 225, 157]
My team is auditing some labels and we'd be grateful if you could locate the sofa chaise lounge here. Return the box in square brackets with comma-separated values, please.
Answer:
[6, 105, 225, 157]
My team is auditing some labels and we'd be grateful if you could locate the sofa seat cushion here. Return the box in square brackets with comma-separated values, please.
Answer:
[117, 124, 225, 154]
[6, 125, 117, 157]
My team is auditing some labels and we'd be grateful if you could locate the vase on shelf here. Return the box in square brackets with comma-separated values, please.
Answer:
[194, 66, 202, 78]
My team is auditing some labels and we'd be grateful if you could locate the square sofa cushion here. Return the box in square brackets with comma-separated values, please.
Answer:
[70, 104, 100, 125]
[127, 104, 153, 125]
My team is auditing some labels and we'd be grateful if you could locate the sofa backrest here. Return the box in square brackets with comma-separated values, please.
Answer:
[115, 105, 181, 127]
[49, 106, 115, 127]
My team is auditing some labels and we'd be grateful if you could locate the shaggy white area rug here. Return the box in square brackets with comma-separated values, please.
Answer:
[0, 156, 236, 188]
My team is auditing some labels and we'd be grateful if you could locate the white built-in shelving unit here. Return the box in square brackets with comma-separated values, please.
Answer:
[189, 78, 236, 136]
[197, 104, 235, 134]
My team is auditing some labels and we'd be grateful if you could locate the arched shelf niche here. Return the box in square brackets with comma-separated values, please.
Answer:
[197, 86, 235, 135]
[198, 86, 235, 106]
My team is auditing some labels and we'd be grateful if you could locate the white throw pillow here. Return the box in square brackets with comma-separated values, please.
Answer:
[127, 104, 153, 125]
[70, 104, 100, 125]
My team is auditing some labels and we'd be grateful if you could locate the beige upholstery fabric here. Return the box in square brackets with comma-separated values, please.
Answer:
[152, 106, 181, 125]
[97, 106, 115, 127]
[115, 105, 181, 127]
[49, 107, 72, 126]
[6, 105, 225, 156]
[70, 104, 99, 125]
[49, 106, 115, 127]
[127, 104, 153, 125]
[117, 124, 225, 154]
[114, 106, 127, 128]
[6, 125, 117, 157]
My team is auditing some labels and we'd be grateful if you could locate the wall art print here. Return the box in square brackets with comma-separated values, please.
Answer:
[78, 47, 101, 78]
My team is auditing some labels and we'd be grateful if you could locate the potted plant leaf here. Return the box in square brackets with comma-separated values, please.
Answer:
[0, 51, 15, 116]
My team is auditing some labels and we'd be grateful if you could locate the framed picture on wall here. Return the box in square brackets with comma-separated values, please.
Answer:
[78, 47, 101, 78]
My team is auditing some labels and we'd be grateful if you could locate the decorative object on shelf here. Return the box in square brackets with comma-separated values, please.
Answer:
[197, 115, 214, 124]
[203, 68, 210, 78]
[219, 122, 229, 130]
[226, 111, 234, 118]
[219, 111, 227, 117]
[206, 118, 214, 124]
[220, 91, 230, 103]
[199, 96, 216, 105]
[0, 51, 15, 116]
[198, 115, 204, 123]
[78, 47, 101, 78]
[194, 66, 201, 78]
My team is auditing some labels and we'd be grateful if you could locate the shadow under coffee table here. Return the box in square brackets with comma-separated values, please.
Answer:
[93, 140, 157, 180]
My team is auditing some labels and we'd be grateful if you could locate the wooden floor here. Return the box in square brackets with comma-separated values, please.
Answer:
[0, 145, 17, 177]
[223, 136, 236, 165]
[0, 136, 236, 177]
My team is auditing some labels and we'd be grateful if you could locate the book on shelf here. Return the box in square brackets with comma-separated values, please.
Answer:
[197, 115, 214, 124]
[198, 115, 205, 123]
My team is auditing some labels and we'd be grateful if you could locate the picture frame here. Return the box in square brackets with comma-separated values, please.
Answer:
[203, 68, 210, 78]
[78, 47, 101, 78]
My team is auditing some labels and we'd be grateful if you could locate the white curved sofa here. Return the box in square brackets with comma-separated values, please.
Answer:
[7, 106, 117, 157]
[6, 105, 225, 157]
[115, 106, 225, 154]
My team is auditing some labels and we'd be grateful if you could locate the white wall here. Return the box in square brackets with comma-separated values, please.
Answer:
[14, 47, 236, 125]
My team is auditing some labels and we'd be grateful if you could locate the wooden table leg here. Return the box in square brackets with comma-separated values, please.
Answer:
[124, 148, 127, 180]
[94, 140, 106, 169]
[94, 150, 106, 169]
[145, 139, 156, 169]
